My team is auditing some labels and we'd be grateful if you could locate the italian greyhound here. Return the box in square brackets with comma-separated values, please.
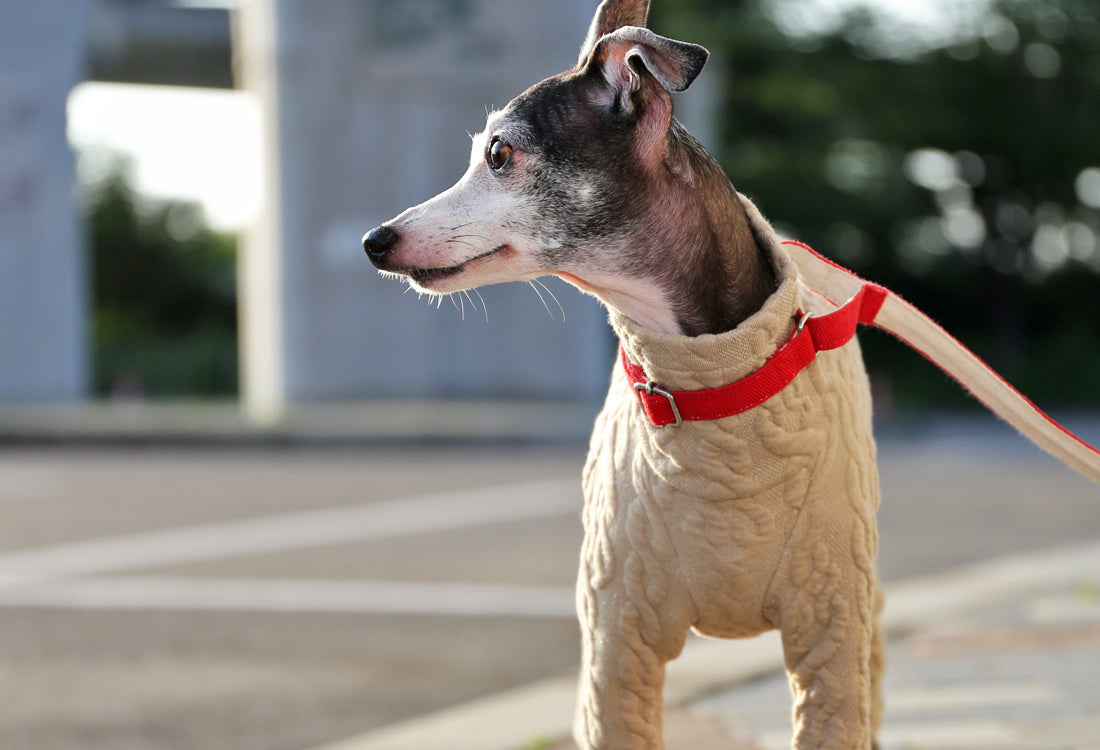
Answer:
[363, 1, 1100, 748]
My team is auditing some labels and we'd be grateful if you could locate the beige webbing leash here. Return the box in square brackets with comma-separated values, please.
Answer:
[783, 239, 1100, 485]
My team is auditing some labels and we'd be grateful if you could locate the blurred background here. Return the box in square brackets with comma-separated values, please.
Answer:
[0, 1, 1098, 749]
[1, 0, 1097, 422]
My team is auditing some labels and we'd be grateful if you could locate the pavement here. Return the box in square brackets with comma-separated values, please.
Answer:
[309, 537, 1100, 750]
[0, 442, 589, 750]
[698, 541, 1100, 750]
[1, 403, 1098, 750]
[307, 411, 1100, 750]
[0, 400, 598, 445]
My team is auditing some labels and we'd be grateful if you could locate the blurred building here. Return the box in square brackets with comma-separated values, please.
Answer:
[1, 0, 717, 419]
[0, 1, 90, 400]
[234, 0, 610, 422]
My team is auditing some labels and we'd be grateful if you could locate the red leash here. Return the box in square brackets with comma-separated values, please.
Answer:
[623, 240, 1100, 484]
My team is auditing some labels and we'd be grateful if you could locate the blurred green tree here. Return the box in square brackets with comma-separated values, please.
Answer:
[653, 0, 1100, 410]
[86, 163, 238, 398]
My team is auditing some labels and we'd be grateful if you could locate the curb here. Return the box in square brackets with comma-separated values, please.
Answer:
[0, 400, 597, 446]
[308, 537, 1100, 750]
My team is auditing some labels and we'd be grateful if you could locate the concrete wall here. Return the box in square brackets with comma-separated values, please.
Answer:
[236, 0, 612, 421]
[0, 1, 90, 400]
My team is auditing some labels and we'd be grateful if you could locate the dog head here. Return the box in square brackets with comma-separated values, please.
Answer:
[363, 0, 711, 330]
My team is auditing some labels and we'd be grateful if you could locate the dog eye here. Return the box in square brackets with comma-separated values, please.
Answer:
[487, 137, 514, 172]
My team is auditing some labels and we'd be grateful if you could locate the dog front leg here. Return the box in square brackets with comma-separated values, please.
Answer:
[773, 552, 879, 750]
[869, 584, 886, 750]
[778, 585, 877, 750]
[573, 577, 693, 750]
[571, 493, 695, 750]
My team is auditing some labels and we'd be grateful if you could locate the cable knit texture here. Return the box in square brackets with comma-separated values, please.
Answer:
[575, 199, 883, 749]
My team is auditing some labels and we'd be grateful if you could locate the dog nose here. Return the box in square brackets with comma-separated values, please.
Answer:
[363, 225, 399, 265]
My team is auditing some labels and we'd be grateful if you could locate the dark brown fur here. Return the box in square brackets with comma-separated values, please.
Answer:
[652, 120, 777, 335]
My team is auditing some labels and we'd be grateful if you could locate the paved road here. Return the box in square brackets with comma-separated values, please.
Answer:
[0, 427, 1097, 750]
[0, 446, 586, 750]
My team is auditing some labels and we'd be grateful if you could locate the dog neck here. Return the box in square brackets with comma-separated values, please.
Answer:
[611, 234, 802, 388]
[656, 122, 778, 337]
[564, 121, 778, 338]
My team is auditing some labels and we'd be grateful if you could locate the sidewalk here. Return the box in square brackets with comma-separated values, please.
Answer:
[314, 538, 1100, 750]
[0, 400, 597, 445]
[694, 545, 1100, 750]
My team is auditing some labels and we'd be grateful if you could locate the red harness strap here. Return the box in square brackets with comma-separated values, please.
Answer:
[623, 282, 888, 427]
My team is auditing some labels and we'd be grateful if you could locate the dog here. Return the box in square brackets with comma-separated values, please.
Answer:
[362, 1, 1100, 747]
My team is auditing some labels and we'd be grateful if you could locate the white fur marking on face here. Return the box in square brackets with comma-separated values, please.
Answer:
[576, 179, 597, 205]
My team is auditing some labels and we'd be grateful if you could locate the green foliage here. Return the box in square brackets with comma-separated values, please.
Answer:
[653, 0, 1100, 410]
[520, 738, 553, 750]
[86, 164, 238, 397]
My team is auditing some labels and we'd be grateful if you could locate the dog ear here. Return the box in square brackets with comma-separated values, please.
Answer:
[585, 26, 709, 105]
[577, 0, 651, 67]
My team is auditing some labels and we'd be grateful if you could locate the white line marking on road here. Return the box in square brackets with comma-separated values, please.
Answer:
[0, 479, 579, 579]
[0, 576, 578, 618]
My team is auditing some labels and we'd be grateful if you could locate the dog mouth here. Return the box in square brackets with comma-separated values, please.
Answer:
[397, 244, 509, 286]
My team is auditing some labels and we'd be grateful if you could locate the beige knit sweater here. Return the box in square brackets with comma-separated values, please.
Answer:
[574, 204, 884, 749]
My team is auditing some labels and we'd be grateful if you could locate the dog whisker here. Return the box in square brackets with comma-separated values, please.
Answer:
[527, 279, 562, 323]
[463, 289, 488, 324]
[532, 278, 566, 323]
[447, 233, 492, 243]
[446, 238, 481, 251]
[471, 288, 489, 323]
[446, 233, 493, 254]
